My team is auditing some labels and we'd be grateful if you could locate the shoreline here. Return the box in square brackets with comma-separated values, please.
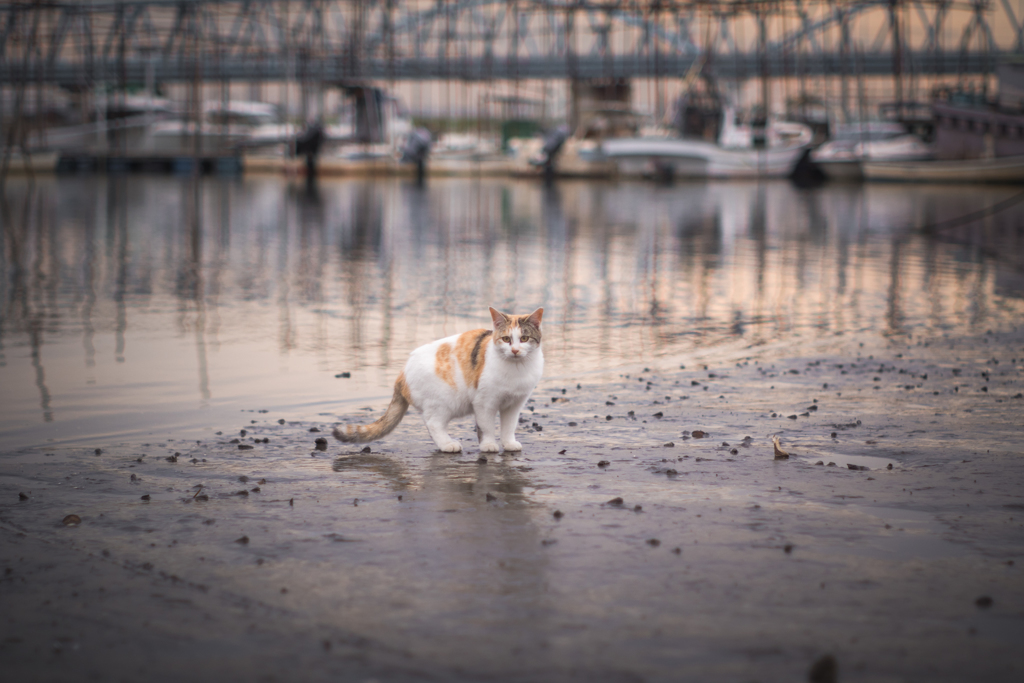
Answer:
[2, 326, 1024, 682]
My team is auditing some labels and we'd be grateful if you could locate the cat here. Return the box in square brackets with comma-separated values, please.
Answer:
[333, 307, 544, 453]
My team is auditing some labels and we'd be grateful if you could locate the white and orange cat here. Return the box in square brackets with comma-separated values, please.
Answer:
[333, 307, 544, 453]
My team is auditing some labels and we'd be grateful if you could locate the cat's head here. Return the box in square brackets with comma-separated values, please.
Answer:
[489, 307, 543, 361]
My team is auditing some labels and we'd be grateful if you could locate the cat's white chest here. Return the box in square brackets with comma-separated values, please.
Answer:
[479, 346, 543, 403]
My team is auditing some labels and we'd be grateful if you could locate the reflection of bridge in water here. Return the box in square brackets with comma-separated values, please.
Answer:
[1, 1, 1020, 85]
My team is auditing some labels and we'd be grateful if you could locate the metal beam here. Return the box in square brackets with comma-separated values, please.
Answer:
[1, 1, 1020, 86]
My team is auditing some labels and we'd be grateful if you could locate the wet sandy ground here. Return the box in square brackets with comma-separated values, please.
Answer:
[2, 328, 1024, 682]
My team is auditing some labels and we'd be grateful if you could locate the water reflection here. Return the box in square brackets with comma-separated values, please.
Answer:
[1, 175, 1023, 447]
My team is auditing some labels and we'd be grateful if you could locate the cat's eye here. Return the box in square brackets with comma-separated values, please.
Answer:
[501, 336, 511, 343]
[520, 336, 530, 343]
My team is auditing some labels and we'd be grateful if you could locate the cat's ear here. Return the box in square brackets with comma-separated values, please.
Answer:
[526, 307, 544, 327]
[489, 307, 508, 328]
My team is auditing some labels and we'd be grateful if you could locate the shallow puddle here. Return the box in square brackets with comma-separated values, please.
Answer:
[2, 176, 1024, 450]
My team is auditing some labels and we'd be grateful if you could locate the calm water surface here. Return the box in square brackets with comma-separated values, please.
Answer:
[2, 175, 1022, 449]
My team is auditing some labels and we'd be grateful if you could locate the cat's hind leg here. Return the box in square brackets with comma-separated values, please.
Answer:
[499, 401, 526, 452]
[424, 416, 461, 453]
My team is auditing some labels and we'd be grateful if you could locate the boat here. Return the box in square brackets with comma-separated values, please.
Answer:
[812, 121, 933, 181]
[144, 100, 284, 155]
[862, 155, 1024, 183]
[601, 108, 812, 179]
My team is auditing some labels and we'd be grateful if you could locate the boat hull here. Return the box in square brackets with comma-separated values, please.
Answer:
[601, 137, 806, 178]
[863, 156, 1024, 183]
[815, 159, 863, 181]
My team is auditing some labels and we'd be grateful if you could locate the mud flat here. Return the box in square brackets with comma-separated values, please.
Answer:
[2, 328, 1024, 682]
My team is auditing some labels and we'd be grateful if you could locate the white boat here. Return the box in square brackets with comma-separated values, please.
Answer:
[601, 108, 813, 179]
[142, 100, 284, 155]
[862, 155, 1024, 183]
[812, 122, 933, 180]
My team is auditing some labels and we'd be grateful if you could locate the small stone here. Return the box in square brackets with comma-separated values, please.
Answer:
[887, 463, 893, 470]
[730, 448, 738, 455]
[553, 510, 564, 519]
[140, 495, 150, 501]
[62, 514, 81, 526]
[239, 476, 249, 483]
[476, 457, 487, 464]
[815, 461, 824, 466]
[18, 492, 28, 501]
[485, 493, 497, 502]
[309, 427, 320, 433]
[258, 479, 266, 485]
[240, 429, 247, 437]
[653, 412, 664, 418]
[808, 654, 837, 683]
[335, 372, 351, 378]
[847, 464, 869, 471]
[568, 422, 578, 427]
[94, 448, 102, 455]
[238, 444, 253, 450]
[787, 414, 798, 420]
[784, 544, 794, 554]
[633, 505, 642, 512]
[361, 446, 371, 453]
[165, 455, 178, 462]
[672, 547, 681, 554]
[830, 432, 837, 438]
[975, 595, 993, 608]
[235, 490, 249, 496]
[606, 415, 613, 421]
[606, 497, 624, 506]
[646, 538, 661, 547]
[597, 460, 610, 468]
[691, 430, 706, 438]
[278, 418, 286, 425]
[665, 469, 678, 475]
[663, 441, 675, 447]
[234, 536, 249, 544]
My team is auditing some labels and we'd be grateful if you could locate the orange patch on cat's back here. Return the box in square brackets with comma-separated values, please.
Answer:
[434, 343, 457, 389]
[455, 328, 492, 388]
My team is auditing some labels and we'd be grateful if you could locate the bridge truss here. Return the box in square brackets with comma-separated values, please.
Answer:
[1, 0, 1022, 88]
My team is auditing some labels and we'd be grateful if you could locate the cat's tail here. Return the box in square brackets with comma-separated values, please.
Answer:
[333, 373, 411, 444]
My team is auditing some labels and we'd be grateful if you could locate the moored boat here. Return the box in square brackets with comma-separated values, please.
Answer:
[862, 155, 1024, 183]
[812, 121, 933, 181]
[601, 108, 812, 179]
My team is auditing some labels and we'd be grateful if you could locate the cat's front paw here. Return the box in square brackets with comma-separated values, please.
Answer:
[479, 440, 500, 453]
[503, 440, 523, 452]
[438, 441, 462, 453]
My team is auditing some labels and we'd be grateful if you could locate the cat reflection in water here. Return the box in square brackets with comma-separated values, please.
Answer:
[333, 307, 544, 453]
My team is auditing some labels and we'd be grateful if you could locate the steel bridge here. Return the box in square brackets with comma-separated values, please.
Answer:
[1, 1, 1022, 88]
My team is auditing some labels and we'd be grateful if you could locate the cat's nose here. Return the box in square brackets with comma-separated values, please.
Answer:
[511, 348, 520, 355]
